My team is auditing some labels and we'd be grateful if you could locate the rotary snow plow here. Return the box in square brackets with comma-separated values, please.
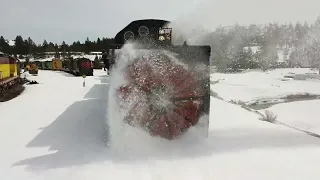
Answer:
[108, 19, 211, 140]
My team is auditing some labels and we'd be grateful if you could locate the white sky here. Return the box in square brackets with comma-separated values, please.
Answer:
[1, 0, 320, 44]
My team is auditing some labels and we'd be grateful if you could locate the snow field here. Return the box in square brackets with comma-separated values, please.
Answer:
[0, 68, 320, 179]
[210, 68, 320, 103]
[211, 67, 320, 143]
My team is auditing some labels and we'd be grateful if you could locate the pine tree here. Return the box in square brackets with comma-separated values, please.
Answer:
[61, 41, 65, 58]
[84, 37, 91, 53]
[42, 39, 48, 53]
[0, 36, 10, 53]
[97, 38, 101, 50]
[14, 35, 24, 55]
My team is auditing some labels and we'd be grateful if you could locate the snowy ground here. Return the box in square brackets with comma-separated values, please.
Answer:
[211, 68, 320, 144]
[211, 68, 320, 103]
[0, 69, 320, 180]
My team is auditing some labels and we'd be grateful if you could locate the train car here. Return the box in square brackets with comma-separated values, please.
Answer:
[25, 64, 30, 72]
[0, 53, 20, 79]
[0, 52, 22, 101]
[109, 19, 211, 140]
[9, 56, 18, 77]
[67, 57, 75, 72]
[60, 58, 73, 73]
[43, 61, 52, 70]
[61, 57, 93, 76]
[34, 61, 45, 70]
[52, 58, 63, 70]
[28, 62, 38, 75]
[16, 59, 21, 76]
[72, 57, 93, 76]
[61, 58, 70, 71]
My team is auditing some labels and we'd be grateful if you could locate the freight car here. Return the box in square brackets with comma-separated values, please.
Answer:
[28, 62, 38, 75]
[0, 52, 23, 101]
[52, 58, 63, 71]
[62, 57, 93, 76]
[34, 61, 45, 70]
[43, 61, 53, 70]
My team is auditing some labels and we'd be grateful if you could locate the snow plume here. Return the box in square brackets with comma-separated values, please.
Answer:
[107, 42, 208, 160]
[166, 0, 320, 59]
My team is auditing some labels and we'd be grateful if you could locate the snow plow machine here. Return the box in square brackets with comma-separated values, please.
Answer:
[109, 19, 211, 140]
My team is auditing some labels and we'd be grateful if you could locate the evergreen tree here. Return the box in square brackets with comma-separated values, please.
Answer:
[42, 39, 48, 52]
[14, 36, 24, 55]
[84, 37, 91, 54]
[0, 36, 10, 53]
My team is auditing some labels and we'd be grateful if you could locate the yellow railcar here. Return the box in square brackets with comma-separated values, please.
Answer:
[52, 58, 62, 70]
[9, 57, 18, 77]
[0, 53, 22, 102]
[0, 57, 10, 79]
[0, 55, 20, 79]
[0, 53, 21, 100]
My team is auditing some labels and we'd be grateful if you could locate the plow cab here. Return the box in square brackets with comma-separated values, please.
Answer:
[109, 19, 211, 140]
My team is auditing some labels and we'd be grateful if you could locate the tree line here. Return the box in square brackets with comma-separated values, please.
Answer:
[0, 36, 114, 59]
[175, 17, 320, 71]
[206, 17, 320, 71]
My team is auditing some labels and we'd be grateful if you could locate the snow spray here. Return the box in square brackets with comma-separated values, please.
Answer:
[106, 42, 209, 159]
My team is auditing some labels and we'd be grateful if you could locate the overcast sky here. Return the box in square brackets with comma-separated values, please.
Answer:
[1, 0, 320, 44]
